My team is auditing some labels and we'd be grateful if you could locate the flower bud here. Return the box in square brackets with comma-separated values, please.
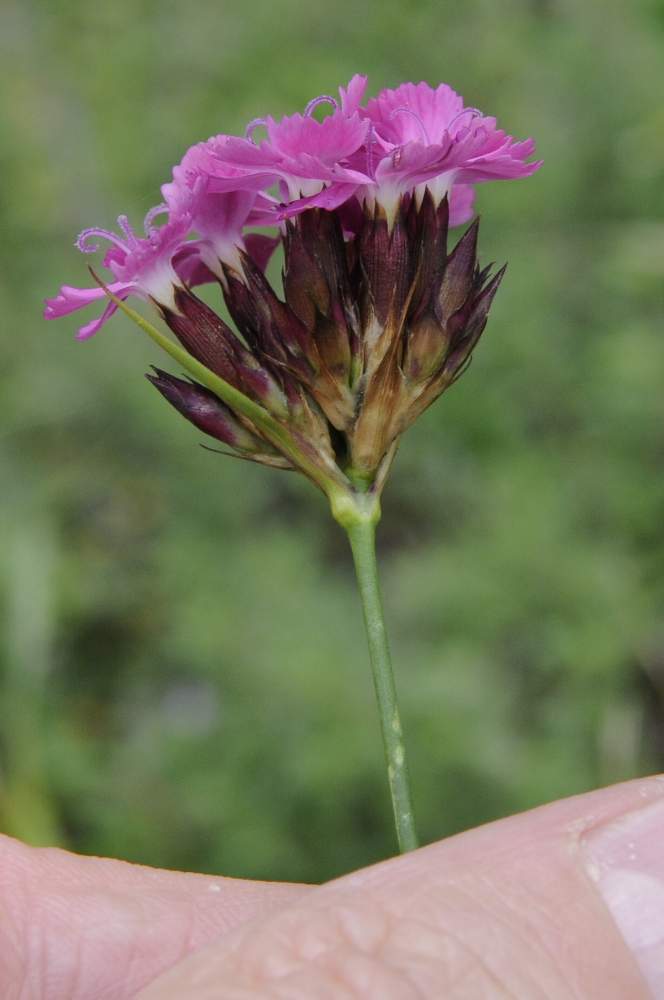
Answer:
[348, 201, 504, 476]
[282, 211, 359, 430]
[161, 288, 290, 419]
[146, 368, 291, 468]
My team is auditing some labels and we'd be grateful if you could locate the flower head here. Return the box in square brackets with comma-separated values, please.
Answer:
[46, 75, 540, 497]
[204, 103, 371, 212]
[162, 143, 279, 275]
[357, 81, 541, 224]
[44, 211, 190, 339]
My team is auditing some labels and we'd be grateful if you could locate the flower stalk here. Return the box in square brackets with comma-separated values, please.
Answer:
[333, 488, 419, 853]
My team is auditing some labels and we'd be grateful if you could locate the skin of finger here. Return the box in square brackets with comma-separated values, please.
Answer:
[137, 776, 664, 999]
[0, 834, 308, 1000]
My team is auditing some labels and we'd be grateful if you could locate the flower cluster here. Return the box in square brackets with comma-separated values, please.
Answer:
[46, 76, 540, 498]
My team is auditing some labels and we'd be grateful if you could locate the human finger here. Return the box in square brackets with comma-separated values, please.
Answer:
[0, 833, 308, 999]
[139, 775, 664, 998]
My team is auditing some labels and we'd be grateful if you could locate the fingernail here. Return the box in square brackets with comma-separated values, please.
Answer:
[584, 797, 664, 998]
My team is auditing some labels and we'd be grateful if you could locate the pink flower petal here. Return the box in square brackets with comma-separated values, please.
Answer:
[338, 74, 368, 115]
[44, 281, 135, 339]
[44, 281, 131, 319]
[448, 184, 476, 227]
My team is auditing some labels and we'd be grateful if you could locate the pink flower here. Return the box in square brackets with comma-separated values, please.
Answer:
[356, 81, 541, 223]
[162, 147, 277, 276]
[46, 75, 541, 341]
[202, 76, 540, 227]
[45, 176, 275, 340]
[201, 79, 372, 216]
[44, 211, 191, 340]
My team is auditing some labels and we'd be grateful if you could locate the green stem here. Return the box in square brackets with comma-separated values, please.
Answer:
[342, 500, 419, 853]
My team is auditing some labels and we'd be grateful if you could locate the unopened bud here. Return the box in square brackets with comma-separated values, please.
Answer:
[146, 368, 291, 467]
[162, 288, 289, 419]
[348, 205, 504, 476]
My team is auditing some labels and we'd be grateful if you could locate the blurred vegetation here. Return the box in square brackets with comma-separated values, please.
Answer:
[1, 0, 664, 883]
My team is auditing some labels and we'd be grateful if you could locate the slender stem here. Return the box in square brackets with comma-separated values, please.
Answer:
[344, 513, 419, 853]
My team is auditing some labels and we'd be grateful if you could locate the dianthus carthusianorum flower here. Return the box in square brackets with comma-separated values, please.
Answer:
[46, 76, 540, 854]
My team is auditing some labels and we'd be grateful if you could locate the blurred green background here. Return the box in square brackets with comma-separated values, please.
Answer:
[1, 0, 663, 883]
